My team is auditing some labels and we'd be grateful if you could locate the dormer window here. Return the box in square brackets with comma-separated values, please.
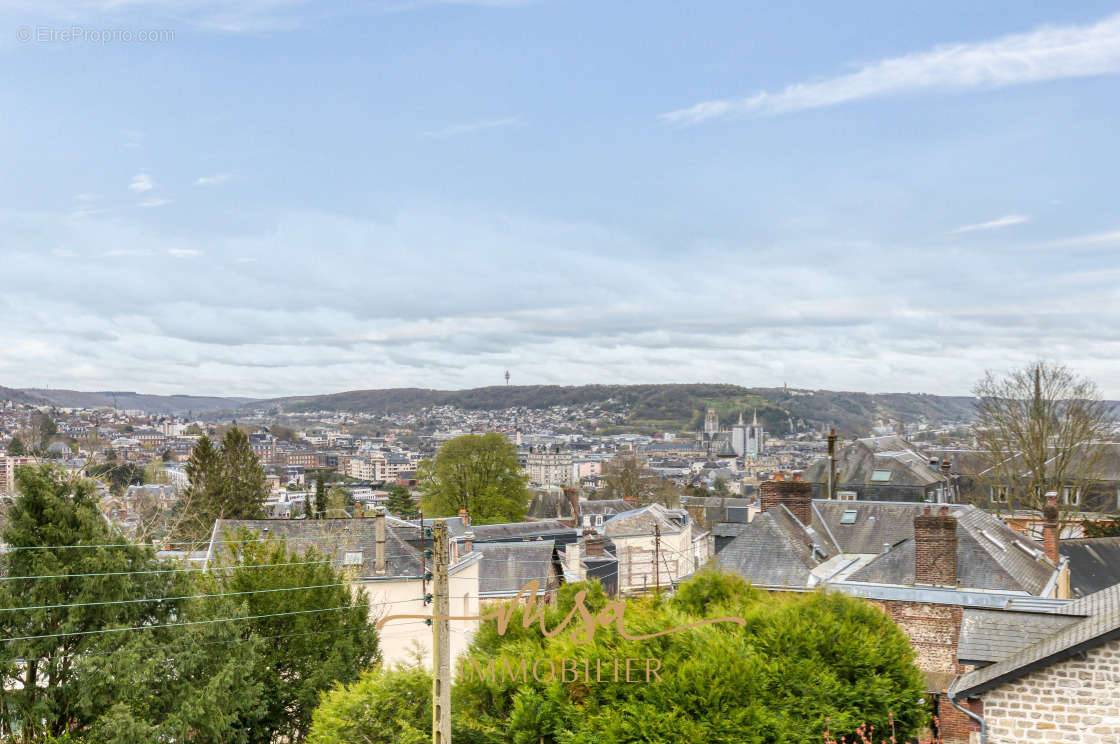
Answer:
[871, 470, 892, 482]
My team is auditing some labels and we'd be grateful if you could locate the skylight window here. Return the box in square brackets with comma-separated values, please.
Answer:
[840, 510, 858, 525]
[343, 551, 363, 565]
[981, 529, 1006, 550]
[871, 470, 893, 482]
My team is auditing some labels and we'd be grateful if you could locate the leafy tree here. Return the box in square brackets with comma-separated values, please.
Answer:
[449, 570, 928, 744]
[161, 449, 173, 463]
[270, 424, 299, 442]
[0, 465, 176, 742]
[972, 361, 1115, 515]
[204, 530, 380, 743]
[7, 435, 26, 456]
[184, 424, 204, 436]
[417, 433, 529, 524]
[308, 666, 430, 744]
[385, 484, 418, 519]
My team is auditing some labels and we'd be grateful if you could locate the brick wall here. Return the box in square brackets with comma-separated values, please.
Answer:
[870, 599, 978, 743]
[977, 637, 1120, 743]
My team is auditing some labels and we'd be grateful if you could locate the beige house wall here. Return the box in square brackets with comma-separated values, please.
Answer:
[976, 637, 1120, 744]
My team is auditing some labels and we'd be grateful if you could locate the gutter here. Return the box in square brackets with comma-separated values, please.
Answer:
[947, 675, 986, 744]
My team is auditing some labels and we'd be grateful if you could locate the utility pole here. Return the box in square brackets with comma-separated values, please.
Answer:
[653, 523, 661, 596]
[431, 519, 452, 744]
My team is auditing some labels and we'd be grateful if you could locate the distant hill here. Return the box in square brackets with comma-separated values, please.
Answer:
[16, 389, 259, 416]
[235, 383, 979, 436]
[0, 386, 49, 406]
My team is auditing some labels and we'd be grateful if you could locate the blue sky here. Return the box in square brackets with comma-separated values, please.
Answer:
[2, 1, 1120, 398]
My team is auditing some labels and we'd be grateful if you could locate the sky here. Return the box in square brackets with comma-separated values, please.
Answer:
[2, 1, 1120, 398]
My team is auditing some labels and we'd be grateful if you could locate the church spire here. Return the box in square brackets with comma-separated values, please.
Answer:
[752, 408, 758, 426]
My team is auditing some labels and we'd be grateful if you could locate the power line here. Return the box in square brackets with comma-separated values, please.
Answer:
[0, 581, 350, 614]
[0, 558, 333, 583]
[2, 604, 360, 644]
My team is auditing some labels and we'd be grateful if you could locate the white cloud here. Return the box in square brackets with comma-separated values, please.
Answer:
[420, 116, 522, 139]
[5, 204, 1120, 397]
[948, 214, 1030, 234]
[193, 173, 232, 186]
[128, 173, 154, 193]
[139, 197, 173, 208]
[661, 13, 1120, 124]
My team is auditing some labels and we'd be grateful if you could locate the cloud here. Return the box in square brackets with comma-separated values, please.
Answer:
[948, 214, 1030, 234]
[4, 204, 1120, 397]
[139, 197, 173, 208]
[193, 173, 232, 186]
[128, 173, 154, 193]
[420, 116, 522, 139]
[661, 13, 1120, 124]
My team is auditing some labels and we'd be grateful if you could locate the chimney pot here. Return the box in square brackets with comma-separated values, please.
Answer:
[458, 508, 469, 526]
[462, 531, 474, 556]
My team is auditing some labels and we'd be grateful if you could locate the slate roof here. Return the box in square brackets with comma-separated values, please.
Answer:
[953, 582, 1120, 698]
[803, 437, 945, 488]
[1060, 537, 1120, 597]
[579, 499, 633, 516]
[209, 518, 425, 578]
[718, 500, 1059, 594]
[845, 505, 1056, 594]
[469, 520, 575, 543]
[715, 510, 816, 587]
[476, 540, 557, 595]
[957, 609, 1082, 664]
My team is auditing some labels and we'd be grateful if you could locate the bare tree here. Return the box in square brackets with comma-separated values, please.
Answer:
[972, 360, 1115, 516]
[599, 453, 679, 507]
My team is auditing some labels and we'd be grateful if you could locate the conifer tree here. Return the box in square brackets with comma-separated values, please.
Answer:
[0, 464, 176, 741]
[314, 477, 326, 519]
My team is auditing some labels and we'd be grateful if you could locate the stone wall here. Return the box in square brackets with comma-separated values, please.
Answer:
[976, 637, 1120, 743]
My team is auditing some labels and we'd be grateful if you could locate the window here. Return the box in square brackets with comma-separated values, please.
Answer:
[837, 490, 858, 501]
[582, 515, 591, 526]
[871, 469, 892, 482]
[343, 551, 363, 566]
[840, 509, 858, 525]
[595, 514, 604, 526]
[1061, 487, 1080, 506]
[991, 486, 1009, 504]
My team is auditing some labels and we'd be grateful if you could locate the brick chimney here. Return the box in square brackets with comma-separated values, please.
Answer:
[914, 506, 957, 587]
[1042, 491, 1060, 565]
[759, 473, 812, 526]
[583, 528, 606, 557]
[461, 530, 474, 557]
[458, 508, 469, 527]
